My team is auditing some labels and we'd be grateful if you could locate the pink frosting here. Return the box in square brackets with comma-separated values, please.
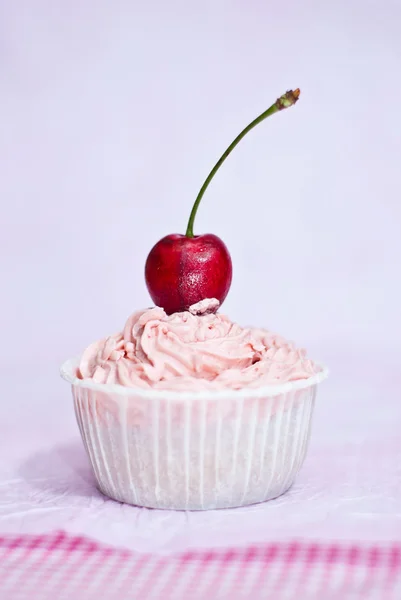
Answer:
[78, 299, 320, 391]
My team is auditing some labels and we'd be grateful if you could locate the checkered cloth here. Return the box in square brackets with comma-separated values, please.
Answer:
[0, 533, 400, 599]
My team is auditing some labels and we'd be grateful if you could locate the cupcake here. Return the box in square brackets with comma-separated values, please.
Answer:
[61, 88, 328, 509]
[61, 299, 327, 510]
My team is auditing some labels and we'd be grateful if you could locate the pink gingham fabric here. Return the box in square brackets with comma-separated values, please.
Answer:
[1, 533, 400, 599]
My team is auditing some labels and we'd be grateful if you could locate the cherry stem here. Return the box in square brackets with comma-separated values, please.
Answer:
[185, 88, 300, 238]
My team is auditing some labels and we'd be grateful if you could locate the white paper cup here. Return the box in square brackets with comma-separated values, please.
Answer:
[61, 358, 328, 510]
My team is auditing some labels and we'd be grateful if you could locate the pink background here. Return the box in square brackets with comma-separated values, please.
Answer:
[1, 1, 401, 550]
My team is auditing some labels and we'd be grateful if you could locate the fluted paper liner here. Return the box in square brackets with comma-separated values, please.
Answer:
[61, 358, 328, 510]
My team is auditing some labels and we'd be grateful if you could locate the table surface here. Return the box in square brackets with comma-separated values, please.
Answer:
[1, 533, 401, 599]
[1, 348, 400, 554]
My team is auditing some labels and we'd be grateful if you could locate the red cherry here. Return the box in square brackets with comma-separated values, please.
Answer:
[144, 89, 300, 315]
[145, 233, 232, 315]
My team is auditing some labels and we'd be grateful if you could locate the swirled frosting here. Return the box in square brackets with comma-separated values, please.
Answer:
[78, 299, 320, 391]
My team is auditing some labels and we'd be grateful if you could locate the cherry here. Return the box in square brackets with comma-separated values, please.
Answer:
[145, 89, 300, 315]
[145, 233, 232, 316]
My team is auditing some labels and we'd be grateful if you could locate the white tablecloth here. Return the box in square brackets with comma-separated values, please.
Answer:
[2, 348, 400, 553]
